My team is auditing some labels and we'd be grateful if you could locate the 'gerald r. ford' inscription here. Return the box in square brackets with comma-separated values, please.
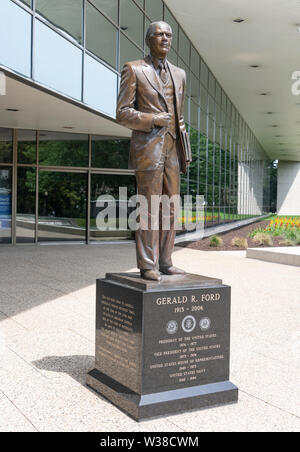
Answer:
[156, 292, 221, 305]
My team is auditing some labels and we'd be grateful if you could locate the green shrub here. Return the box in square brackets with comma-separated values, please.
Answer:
[248, 228, 268, 238]
[281, 229, 300, 246]
[209, 235, 223, 247]
[252, 232, 273, 246]
[231, 237, 248, 248]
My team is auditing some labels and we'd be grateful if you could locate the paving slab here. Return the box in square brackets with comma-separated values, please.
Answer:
[247, 247, 300, 267]
[0, 244, 299, 432]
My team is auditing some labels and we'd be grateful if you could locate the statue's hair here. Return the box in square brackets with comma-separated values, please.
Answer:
[145, 21, 172, 47]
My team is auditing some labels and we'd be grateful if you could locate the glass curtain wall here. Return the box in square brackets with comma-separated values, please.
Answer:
[3, 0, 272, 245]
[0, 128, 13, 244]
[0, 125, 271, 246]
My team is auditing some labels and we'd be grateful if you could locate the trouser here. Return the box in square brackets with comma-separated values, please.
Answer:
[135, 133, 180, 270]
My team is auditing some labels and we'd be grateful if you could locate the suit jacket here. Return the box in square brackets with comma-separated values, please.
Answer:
[116, 55, 192, 173]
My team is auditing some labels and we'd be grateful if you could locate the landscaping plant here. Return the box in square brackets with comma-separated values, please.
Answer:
[231, 237, 248, 248]
[209, 235, 223, 247]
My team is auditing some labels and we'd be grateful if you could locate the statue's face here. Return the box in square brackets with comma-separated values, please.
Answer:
[148, 23, 172, 59]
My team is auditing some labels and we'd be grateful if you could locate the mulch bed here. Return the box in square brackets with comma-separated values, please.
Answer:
[177, 219, 298, 251]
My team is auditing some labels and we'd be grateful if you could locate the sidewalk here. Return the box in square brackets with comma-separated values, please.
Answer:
[0, 244, 299, 432]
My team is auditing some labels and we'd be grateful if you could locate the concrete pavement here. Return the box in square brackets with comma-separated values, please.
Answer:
[0, 243, 299, 432]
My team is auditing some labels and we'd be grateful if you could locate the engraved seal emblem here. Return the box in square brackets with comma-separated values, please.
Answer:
[166, 320, 178, 335]
[200, 317, 211, 331]
[182, 315, 196, 333]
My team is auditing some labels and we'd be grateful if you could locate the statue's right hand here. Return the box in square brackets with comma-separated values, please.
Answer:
[153, 113, 171, 127]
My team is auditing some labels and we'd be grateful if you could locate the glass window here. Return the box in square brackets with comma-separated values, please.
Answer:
[178, 58, 190, 95]
[208, 95, 215, 118]
[184, 96, 189, 124]
[39, 132, 89, 167]
[90, 0, 118, 23]
[209, 71, 215, 96]
[34, 20, 82, 100]
[145, 0, 163, 21]
[134, 0, 144, 10]
[120, 0, 144, 49]
[0, 0, 31, 77]
[18, 130, 36, 164]
[191, 73, 199, 103]
[92, 138, 130, 169]
[164, 7, 178, 52]
[0, 128, 13, 164]
[190, 101, 199, 130]
[36, 0, 83, 44]
[191, 46, 200, 77]
[200, 60, 208, 88]
[38, 171, 87, 242]
[200, 85, 208, 112]
[216, 82, 222, 106]
[167, 47, 177, 66]
[90, 174, 136, 241]
[0, 167, 12, 244]
[222, 90, 227, 111]
[17, 168, 36, 244]
[84, 54, 117, 118]
[86, 3, 117, 68]
[120, 33, 143, 70]
[178, 27, 190, 64]
[20, 0, 31, 7]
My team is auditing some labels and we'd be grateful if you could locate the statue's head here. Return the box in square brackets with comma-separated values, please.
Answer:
[145, 21, 172, 59]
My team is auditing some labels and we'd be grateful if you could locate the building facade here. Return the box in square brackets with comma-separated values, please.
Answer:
[0, 0, 272, 246]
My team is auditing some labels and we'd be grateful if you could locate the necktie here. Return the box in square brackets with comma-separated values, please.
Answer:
[158, 62, 168, 85]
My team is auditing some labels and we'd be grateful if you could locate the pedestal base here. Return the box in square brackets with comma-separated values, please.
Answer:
[87, 272, 238, 421]
[87, 368, 238, 421]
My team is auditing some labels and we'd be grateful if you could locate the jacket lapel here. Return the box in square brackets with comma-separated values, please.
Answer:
[167, 61, 182, 115]
[142, 56, 166, 105]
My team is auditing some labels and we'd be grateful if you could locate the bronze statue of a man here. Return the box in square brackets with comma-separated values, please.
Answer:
[116, 21, 192, 281]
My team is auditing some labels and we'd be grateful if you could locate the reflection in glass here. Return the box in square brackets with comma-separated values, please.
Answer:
[18, 130, 36, 164]
[34, 20, 82, 100]
[90, 174, 136, 240]
[90, 0, 118, 23]
[0, 0, 32, 77]
[92, 138, 130, 169]
[191, 73, 200, 103]
[178, 58, 190, 94]
[39, 131, 88, 167]
[38, 171, 87, 242]
[134, 0, 144, 9]
[167, 47, 177, 66]
[200, 60, 208, 88]
[36, 0, 83, 43]
[179, 28, 190, 64]
[120, 0, 144, 49]
[164, 7, 178, 52]
[84, 54, 118, 118]
[0, 167, 12, 244]
[20, 0, 31, 7]
[189, 127, 199, 188]
[191, 46, 200, 77]
[17, 168, 36, 243]
[145, 0, 163, 21]
[0, 128, 12, 164]
[86, 2, 117, 68]
[120, 33, 143, 70]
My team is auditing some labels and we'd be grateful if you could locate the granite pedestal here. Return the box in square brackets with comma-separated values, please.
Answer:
[87, 273, 238, 421]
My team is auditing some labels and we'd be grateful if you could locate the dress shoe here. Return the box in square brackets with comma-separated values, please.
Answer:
[159, 266, 186, 275]
[140, 269, 162, 281]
